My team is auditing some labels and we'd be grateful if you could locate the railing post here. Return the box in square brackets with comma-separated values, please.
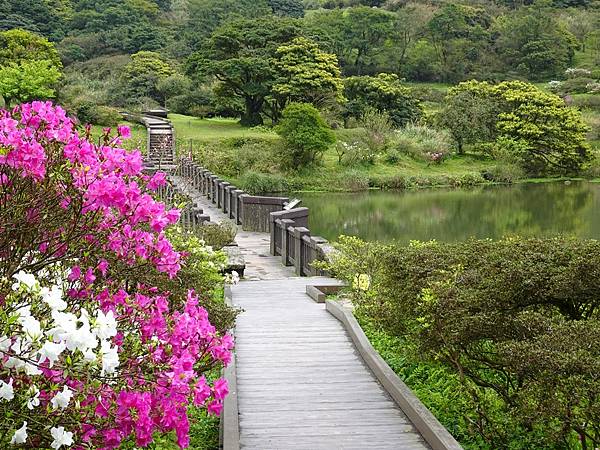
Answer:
[221, 182, 231, 213]
[293, 227, 310, 276]
[233, 190, 244, 224]
[308, 236, 328, 276]
[280, 219, 295, 266]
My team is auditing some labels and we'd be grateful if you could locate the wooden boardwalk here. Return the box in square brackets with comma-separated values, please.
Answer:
[231, 278, 430, 450]
[168, 171, 451, 449]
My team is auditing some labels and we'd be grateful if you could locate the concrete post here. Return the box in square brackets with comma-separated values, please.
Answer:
[279, 219, 295, 266]
[293, 227, 310, 276]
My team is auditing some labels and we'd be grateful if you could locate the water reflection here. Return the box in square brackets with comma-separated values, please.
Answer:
[299, 182, 600, 242]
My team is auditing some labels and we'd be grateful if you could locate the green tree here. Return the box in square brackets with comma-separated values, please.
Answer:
[183, 0, 271, 49]
[0, 29, 62, 105]
[190, 17, 300, 126]
[391, 4, 435, 72]
[0, 28, 62, 69]
[0, 60, 61, 105]
[303, 7, 396, 75]
[343, 73, 422, 127]
[443, 80, 591, 174]
[269, 0, 304, 17]
[157, 73, 192, 108]
[121, 51, 174, 102]
[493, 1, 578, 80]
[271, 37, 344, 121]
[437, 89, 499, 154]
[275, 102, 336, 168]
[426, 4, 491, 81]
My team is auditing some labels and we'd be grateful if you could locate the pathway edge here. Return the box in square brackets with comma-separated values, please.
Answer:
[221, 286, 240, 450]
[325, 299, 463, 450]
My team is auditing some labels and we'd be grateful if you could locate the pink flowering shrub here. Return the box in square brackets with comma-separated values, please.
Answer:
[0, 102, 233, 449]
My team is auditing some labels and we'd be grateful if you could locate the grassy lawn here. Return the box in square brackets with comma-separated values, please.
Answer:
[169, 114, 277, 143]
[167, 85, 600, 192]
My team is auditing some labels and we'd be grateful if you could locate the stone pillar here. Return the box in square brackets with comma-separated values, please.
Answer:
[279, 219, 295, 266]
[220, 182, 231, 213]
[293, 227, 310, 276]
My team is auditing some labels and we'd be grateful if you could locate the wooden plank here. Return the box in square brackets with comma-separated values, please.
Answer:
[229, 279, 431, 449]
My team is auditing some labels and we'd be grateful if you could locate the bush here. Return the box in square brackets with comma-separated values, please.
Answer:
[191, 138, 280, 178]
[325, 235, 600, 448]
[559, 77, 596, 95]
[572, 94, 600, 111]
[0, 103, 233, 448]
[276, 102, 336, 169]
[194, 221, 238, 250]
[74, 101, 123, 126]
[335, 169, 370, 191]
[390, 124, 452, 163]
[483, 163, 525, 183]
[360, 108, 394, 154]
[238, 171, 290, 194]
[343, 73, 423, 127]
[369, 174, 409, 190]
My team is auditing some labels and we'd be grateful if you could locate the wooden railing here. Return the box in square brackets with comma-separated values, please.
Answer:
[153, 177, 210, 229]
[175, 157, 334, 277]
[176, 157, 289, 233]
[270, 209, 333, 277]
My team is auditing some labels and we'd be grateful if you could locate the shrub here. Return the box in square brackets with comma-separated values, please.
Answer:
[390, 124, 452, 162]
[335, 169, 370, 191]
[325, 235, 600, 448]
[194, 221, 238, 250]
[572, 94, 600, 111]
[73, 101, 123, 126]
[447, 172, 485, 187]
[369, 174, 409, 190]
[343, 73, 422, 127]
[0, 103, 233, 448]
[559, 77, 596, 95]
[360, 108, 394, 154]
[483, 163, 525, 183]
[238, 171, 290, 194]
[565, 67, 592, 78]
[191, 138, 280, 178]
[275, 102, 336, 169]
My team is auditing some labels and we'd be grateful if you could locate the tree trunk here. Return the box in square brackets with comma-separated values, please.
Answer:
[240, 97, 264, 127]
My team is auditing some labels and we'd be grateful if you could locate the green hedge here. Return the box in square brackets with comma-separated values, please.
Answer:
[325, 236, 600, 449]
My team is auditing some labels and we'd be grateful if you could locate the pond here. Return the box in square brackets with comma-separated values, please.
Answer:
[298, 181, 600, 242]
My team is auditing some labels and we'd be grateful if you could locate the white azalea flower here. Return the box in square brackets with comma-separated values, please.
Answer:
[41, 285, 67, 311]
[19, 315, 42, 341]
[10, 421, 27, 445]
[0, 378, 14, 401]
[11, 271, 37, 290]
[26, 386, 40, 410]
[24, 363, 42, 376]
[50, 386, 73, 410]
[38, 341, 66, 368]
[100, 340, 119, 375]
[50, 426, 74, 449]
[82, 348, 97, 362]
[93, 310, 117, 340]
[49, 310, 97, 353]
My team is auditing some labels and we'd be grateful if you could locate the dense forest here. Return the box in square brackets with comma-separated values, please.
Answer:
[1, 0, 599, 185]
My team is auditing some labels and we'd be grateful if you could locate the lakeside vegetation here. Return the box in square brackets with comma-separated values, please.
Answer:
[324, 235, 600, 449]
